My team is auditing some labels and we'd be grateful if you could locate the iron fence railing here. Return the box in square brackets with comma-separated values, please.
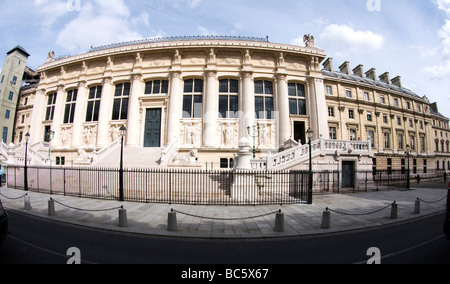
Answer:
[4, 165, 448, 206]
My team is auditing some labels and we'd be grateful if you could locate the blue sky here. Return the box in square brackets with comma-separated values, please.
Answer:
[1, 0, 450, 117]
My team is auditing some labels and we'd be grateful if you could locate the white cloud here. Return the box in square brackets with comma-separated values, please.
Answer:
[317, 24, 384, 55]
[424, 19, 450, 76]
[188, 0, 203, 8]
[34, 0, 70, 33]
[55, 0, 144, 53]
[436, 0, 450, 15]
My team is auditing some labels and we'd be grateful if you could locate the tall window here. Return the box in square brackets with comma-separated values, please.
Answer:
[145, 80, 169, 95]
[8, 91, 13, 101]
[219, 79, 238, 119]
[86, 86, 102, 122]
[2, 127, 7, 143]
[329, 127, 337, 140]
[384, 132, 390, 149]
[45, 93, 57, 121]
[112, 83, 130, 120]
[5, 109, 10, 119]
[64, 89, 78, 124]
[255, 80, 274, 119]
[182, 79, 203, 118]
[288, 83, 307, 115]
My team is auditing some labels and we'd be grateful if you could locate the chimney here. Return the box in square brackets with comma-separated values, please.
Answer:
[352, 64, 364, 78]
[365, 68, 377, 80]
[339, 61, 350, 75]
[323, 57, 334, 72]
[391, 76, 402, 88]
[379, 72, 390, 84]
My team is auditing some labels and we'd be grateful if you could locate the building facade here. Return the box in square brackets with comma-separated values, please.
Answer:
[6, 36, 450, 174]
[0, 46, 30, 144]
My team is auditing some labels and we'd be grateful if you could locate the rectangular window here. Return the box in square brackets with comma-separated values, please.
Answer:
[2, 127, 7, 143]
[0, 75, 4, 84]
[394, 98, 399, 107]
[346, 89, 352, 98]
[64, 89, 78, 124]
[384, 132, 390, 149]
[182, 79, 203, 119]
[383, 114, 388, 124]
[5, 109, 10, 119]
[397, 117, 402, 126]
[145, 80, 169, 95]
[326, 86, 333, 95]
[398, 134, 404, 150]
[349, 109, 354, 119]
[86, 86, 102, 122]
[218, 79, 239, 119]
[11, 76, 17, 85]
[45, 93, 57, 121]
[112, 83, 130, 120]
[368, 130, 375, 148]
[255, 80, 274, 119]
[350, 129, 357, 141]
[8, 91, 13, 101]
[364, 92, 370, 101]
[328, 107, 334, 117]
[410, 135, 416, 151]
[329, 127, 337, 140]
[288, 83, 306, 115]
[367, 112, 372, 122]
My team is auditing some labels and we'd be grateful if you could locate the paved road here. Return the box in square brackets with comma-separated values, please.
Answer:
[1, 210, 448, 265]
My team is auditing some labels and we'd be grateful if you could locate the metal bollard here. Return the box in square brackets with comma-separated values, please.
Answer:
[48, 198, 56, 216]
[24, 195, 32, 210]
[167, 209, 177, 232]
[414, 199, 421, 215]
[118, 207, 128, 227]
[274, 210, 284, 232]
[321, 208, 331, 229]
[390, 201, 398, 219]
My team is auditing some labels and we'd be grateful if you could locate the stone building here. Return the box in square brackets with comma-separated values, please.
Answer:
[3, 36, 449, 185]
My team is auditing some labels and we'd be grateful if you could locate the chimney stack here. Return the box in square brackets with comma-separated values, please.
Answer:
[391, 76, 402, 88]
[352, 64, 364, 78]
[365, 68, 377, 81]
[339, 61, 350, 75]
[323, 57, 334, 72]
[379, 72, 390, 84]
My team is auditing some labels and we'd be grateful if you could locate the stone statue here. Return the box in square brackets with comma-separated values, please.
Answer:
[303, 34, 315, 47]
[46, 51, 55, 63]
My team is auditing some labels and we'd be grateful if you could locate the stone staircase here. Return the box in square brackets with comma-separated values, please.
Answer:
[92, 146, 163, 169]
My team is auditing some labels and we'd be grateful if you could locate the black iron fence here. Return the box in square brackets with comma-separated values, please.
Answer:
[4, 165, 315, 206]
[4, 165, 448, 205]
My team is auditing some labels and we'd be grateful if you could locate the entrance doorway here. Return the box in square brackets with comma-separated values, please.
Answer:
[144, 108, 162, 148]
[294, 121, 306, 145]
[342, 161, 355, 188]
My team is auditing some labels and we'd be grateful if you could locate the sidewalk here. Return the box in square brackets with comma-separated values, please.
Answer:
[0, 185, 447, 239]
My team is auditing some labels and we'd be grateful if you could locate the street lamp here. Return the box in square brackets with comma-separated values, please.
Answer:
[406, 144, 411, 190]
[48, 130, 55, 167]
[24, 133, 30, 191]
[119, 126, 127, 202]
[307, 128, 314, 204]
[247, 125, 261, 159]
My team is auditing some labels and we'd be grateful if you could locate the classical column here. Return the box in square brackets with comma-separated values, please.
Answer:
[166, 70, 183, 145]
[29, 88, 46, 144]
[126, 73, 143, 147]
[51, 84, 66, 147]
[96, 76, 114, 147]
[277, 73, 290, 146]
[203, 70, 218, 147]
[71, 80, 88, 147]
[239, 71, 255, 141]
[308, 77, 329, 140]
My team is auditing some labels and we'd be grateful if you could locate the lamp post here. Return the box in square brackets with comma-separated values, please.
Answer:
[406, 144, 411, 190]
[307, 128, 314, 204]
[247, 125, 261, 159]
[24, 133, 30, 191]
[48, 130, 55, 167]
[119, 126, 127, 202]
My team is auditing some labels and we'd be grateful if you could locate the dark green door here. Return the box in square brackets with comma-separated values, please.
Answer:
[144, 108, 161, 148]
[342, 161, 355, 188]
